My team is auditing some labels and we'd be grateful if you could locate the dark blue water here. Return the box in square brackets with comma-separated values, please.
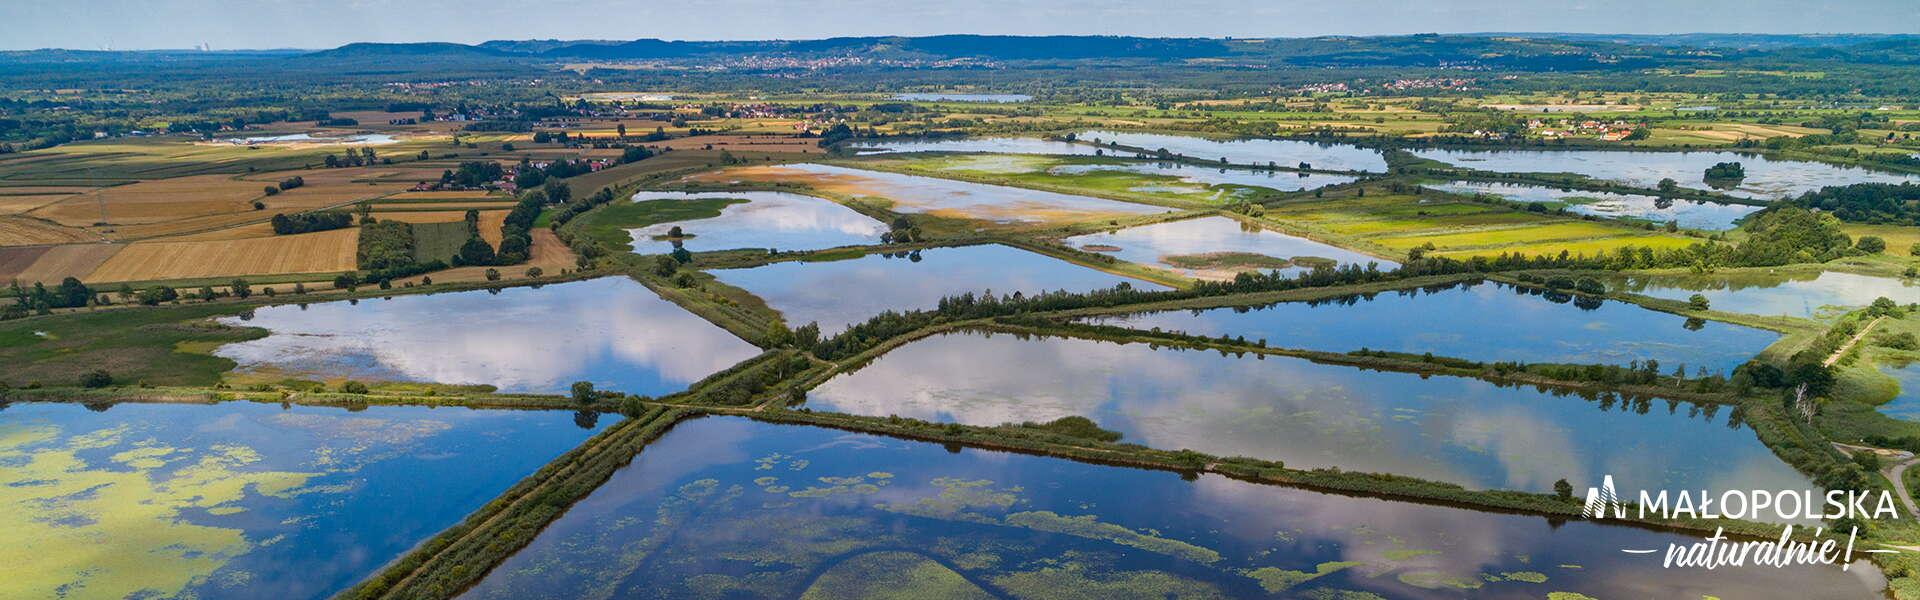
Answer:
[1088, 280, 1778, 375]
[460, 417, 1878, 599]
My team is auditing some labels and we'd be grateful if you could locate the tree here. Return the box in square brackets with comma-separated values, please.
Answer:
[340, 380, 369, 394]
[1858, 236, 1887, 253]
[1553, 478, 1573, 500]
[484, 268, 501, 282]
[79, 369, 113, 388]
[651, 255, 678, 277]
[1657, 178, 1679, 194]
[1704, 161, 1745, 180]
[457, 236, 498, 266]
[764, 323, 794, 347]
[793, 321, 821, 351]
[1688, 294, 1710, 311]
[230, 279, 251, 299]
[526, 267, 544, 278]
[571, 381, 598, 404]
[616, 123, 627, 138]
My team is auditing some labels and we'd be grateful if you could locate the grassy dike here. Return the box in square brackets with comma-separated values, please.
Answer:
[340, 406, 690, 600]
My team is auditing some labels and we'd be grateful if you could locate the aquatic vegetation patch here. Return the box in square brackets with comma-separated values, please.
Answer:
[0, 422, 318, 599]
[797, 551, 995, 600]
[1244, 560, 1362, 593]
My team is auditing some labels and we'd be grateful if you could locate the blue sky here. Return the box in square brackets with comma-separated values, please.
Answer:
[3, 0, 1915, 51]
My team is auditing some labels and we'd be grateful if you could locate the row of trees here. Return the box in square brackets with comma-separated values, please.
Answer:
[270, 210, 352, 235]
[321, 147, 381, 168]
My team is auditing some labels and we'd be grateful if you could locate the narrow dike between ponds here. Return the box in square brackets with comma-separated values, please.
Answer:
[342, 406, 689, 600]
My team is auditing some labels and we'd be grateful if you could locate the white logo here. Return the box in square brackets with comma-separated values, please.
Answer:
[1581, 475, 1900, 570]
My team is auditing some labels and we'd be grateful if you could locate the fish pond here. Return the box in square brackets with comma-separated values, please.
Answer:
[850, 130, 1390, 173]
[458, 417, 1878, 600]
[1874, 362, 1920, 422]
[894, 92, 1032, 103]
[1063, 216, 1394, 280]
[1085, 280, 1778, 375]
[807, 329, 1815, 495]
[711, 244, 1167, 333]
[905, 153, 1358, 201]
[624, 191, 887, 253]
[727, 163, 1167, 224]
[1411, 148, 1920, 201]
[0, 401, 613, 600]
[1424, 180, 1762, 231]
[850, 136, 1104, 156]
[1076, 130, 1389, 173]
[215, 277, 761, 395]
[1611, 270, 1920, 319]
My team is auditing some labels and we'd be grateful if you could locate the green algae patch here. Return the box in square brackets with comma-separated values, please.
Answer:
[991, 561, 1231, 600]
[1500, 570, 1549, 583]
[1396, 570, 1485, 590]
[798, 551, 995, 600]
[0, 422, 319, 599]
[1245, 560, 1362, 593]
[1002, 511, 1221, 564]
[1547, 593, 1600, 600]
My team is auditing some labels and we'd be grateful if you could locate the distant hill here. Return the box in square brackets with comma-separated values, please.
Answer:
[1493, 32, 1920, 50]
[305, 42, 509, 58]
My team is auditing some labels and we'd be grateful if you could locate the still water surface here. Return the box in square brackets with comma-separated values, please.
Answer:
[460, 417, 1878, 599]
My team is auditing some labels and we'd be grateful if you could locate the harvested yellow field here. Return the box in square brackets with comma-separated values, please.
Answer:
[30, 175, 265, 226]
[5, 243, 122, 284]
[0, 194, 74, 214]
[162, 222, 281, 242]
[385, 190, 499, 200]
[371, 201, 517, 212]
[0, 215, 96, 245]
[87, 228, 358, 282]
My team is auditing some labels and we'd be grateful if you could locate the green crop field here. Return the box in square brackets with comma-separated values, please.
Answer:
[409, 221, 472, 263]
[1265, 188, 1699, 259]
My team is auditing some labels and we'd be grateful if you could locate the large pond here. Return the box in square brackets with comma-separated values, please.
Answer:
[1612, 270, 1920, 319]
[220, 133, 398, 146]
[712, 244, 1167, 333]
[1876, 362, 1920, 422]
[747, 163, 1167, 223]
[1063, 216, 1395, 280]
[215, 277, 762, 395]
[850, 130, 1389, 173]
[1086, 280, 1778, 375]
[851, 136, 1105, 156]
[808, 330, 1817, 496]
[459, 417, 1879, 600]
[894, 92, 1032, 103]
[625, 191, 886, 253]
[1047, 160, 1359, 193]
[0, 401, 612, 600]
[1425, 180, 1762, 230]
[1076, 130, 1390, 173]
[1411, 148, 1920, 201]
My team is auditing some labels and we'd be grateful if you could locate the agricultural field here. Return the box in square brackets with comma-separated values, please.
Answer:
[1264, 186, 1701, 260]
[84, 228, 359, 282]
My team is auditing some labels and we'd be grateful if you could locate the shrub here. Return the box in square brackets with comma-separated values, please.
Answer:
[339, 381, 369, 394]
[79, 370, 113, 388]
